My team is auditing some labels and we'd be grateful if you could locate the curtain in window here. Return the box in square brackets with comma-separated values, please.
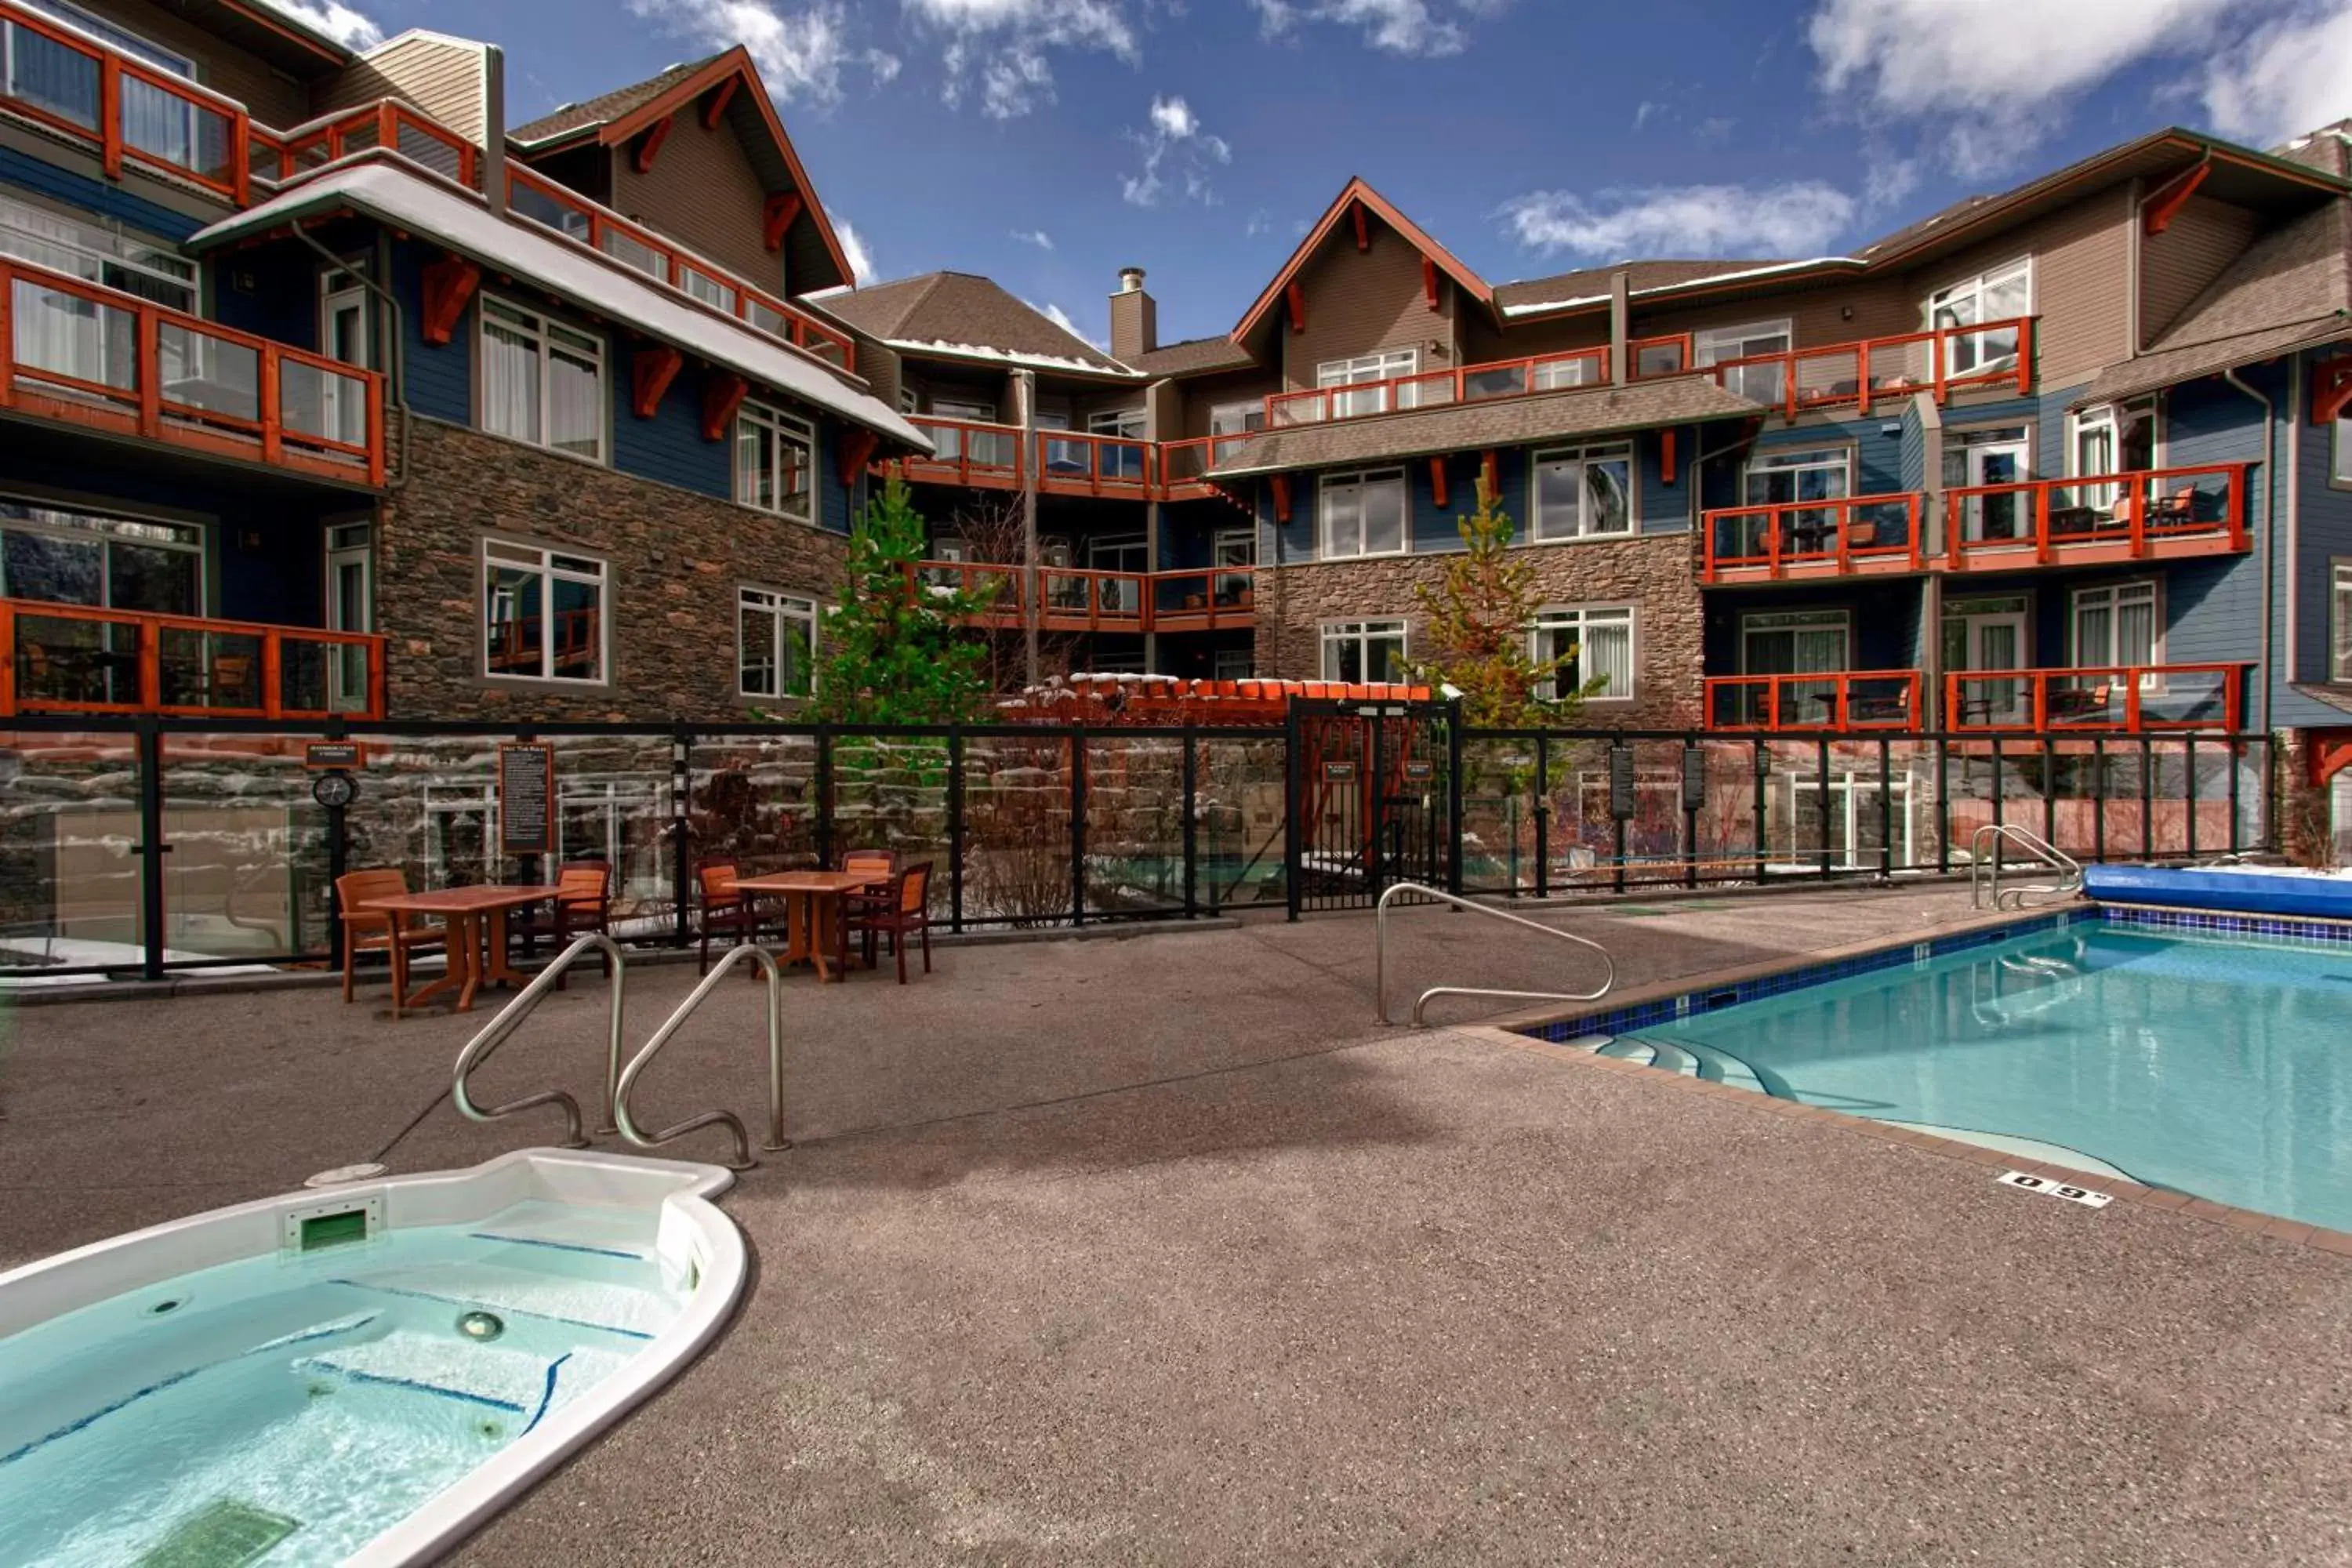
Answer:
[1583, 619, 1633, 697]
[1587, 459, 1631, 534]
[12, 277, 135, 389]
[547, 350, 601, 459]
[481, 321, 539, 445]
[737, 423, 775, 511]
[5, 17, 101, 131]
[2114, 595, 2155, 668]
[1360, 481, 1406, 554]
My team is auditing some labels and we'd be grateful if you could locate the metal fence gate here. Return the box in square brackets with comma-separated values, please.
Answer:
[1285, 697, 1460, 914]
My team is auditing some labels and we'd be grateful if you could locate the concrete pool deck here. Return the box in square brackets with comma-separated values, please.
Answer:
[3, 885, 2349, 1565]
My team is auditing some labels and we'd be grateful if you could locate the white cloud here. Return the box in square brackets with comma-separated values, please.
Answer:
[1499, 182, 1860, 260]
[254, 0, 382, 48]
[1010, 228, 1054, 249]
[1121, 93, 1231, 206]
[1250, 0, 1507, 57]
[907, 0, 1139, 119]
[1805, 0, 2352, 174]
[2203, 5, 2352, 146]
[832, 212, 877, 283]
[1033, 300, 1106, 350]
[628, 0, 863, 107]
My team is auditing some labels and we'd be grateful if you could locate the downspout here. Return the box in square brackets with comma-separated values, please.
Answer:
[291, 226, 412, 492]
[2221, 365, 2275, 734]
[1689, 417, 1759, 717]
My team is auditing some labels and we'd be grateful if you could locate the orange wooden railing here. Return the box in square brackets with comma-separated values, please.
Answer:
[1702, 318, 2034, 418]
[0, 256, 385, 484]
[906, 562, 1256, 633]
[1035, 429, 1153, 496]
[1945, 664, 2245, 734]
[1701, 492, 1923, 580]
[1151, 567, 1255, 632]
[504, 165, 855, 372]
[1, 598, 386, 718]
[1705, 671, 1922, 732]
[261, 99, 478, 189]
[1265, 347, 1606, 428]
[0, 0, 252, 201]
[1942, 463, 2249, 568]
[896, 416, 1024, 487]
[1159, 432, 1259, 492]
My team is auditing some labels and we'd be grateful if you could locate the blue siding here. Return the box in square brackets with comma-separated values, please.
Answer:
[0, 151, 204, 241]
[211, 244, 316, 351]
[1702, 580, 1924, 675]
[615, 358, 728, 499]
[1754, 416, 1904, 497]
[2161, 367, 2279, 727]
[1898, 400, 1926, 493]
[2281, 346, 2352, 726]
[391, 238, 470, 426]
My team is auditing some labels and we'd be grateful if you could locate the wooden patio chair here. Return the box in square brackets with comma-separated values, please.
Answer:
[695, 857, 771, 975]
[543, 859, 615, 989]
[209, 654, 257, 709]
[848, 861, 935, 985]
[836, 848, 898, 971]
[334, 867, 444, 1019]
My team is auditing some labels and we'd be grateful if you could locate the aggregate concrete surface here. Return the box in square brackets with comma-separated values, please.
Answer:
[3, 887, 2347, 1566]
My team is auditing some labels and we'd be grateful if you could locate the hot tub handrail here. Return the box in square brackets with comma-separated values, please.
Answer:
[1375, 881, 1615, 1027]
[612, 942, 788, 1172]
[1970, 824, 2083, 910]
[452, 932, 630, 1147]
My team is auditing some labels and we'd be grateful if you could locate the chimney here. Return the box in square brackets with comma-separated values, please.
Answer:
[481, 44, 506, 216]
[1110, 266, 1156, 362]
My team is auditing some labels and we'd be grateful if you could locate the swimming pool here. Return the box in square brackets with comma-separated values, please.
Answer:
[1534, 913, 2352, 1234]
[0, 1149, 744, 1566]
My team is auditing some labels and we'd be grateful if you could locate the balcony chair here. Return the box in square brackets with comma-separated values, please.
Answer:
[848, 861, 935, 985]
[833, 848, 898, 967]
[210, 654, 258, 710]
[2150, 487, 2201, 526]
[695, 857, 774, 975]
[334, 867, 444, 1019]
[540, 859, 615, 989]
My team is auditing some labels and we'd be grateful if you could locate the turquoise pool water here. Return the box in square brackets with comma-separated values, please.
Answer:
[0, 1200, 683, 1566]
[1617, 925, 2352, 1232]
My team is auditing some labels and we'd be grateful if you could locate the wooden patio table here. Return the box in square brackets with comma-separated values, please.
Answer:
[356, 884, 557, 1014]
[732, 869, 888, 982]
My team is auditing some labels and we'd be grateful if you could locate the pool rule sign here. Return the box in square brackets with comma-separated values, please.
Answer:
[498, 742, 557, 858]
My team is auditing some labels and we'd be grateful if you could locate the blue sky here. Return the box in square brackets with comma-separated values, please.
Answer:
[274, 0, 2352, 349]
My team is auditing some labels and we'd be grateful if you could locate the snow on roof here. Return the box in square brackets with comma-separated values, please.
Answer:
[1497, 256, 1865, 318]
[1497, 292, 1610, 318]
[187, 158, 930, 451]
[888, 339, 1142, 378]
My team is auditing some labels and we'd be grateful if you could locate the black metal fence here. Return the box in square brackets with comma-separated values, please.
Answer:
[0, 715, 2274, 981]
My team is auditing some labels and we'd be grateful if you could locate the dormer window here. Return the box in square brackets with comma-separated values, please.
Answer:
[1929, 258, 2031, 375]
[1317, 349, 1418, 417]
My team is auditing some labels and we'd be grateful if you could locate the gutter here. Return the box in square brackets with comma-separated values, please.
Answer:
[289, 226, 412, 492]
[2221, 365, 2276, 732]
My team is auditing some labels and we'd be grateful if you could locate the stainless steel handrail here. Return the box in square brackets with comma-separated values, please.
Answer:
[1375, 882, 1615, 1027]
[612, 942, 787, 1172]
[1970, 824, 2084, 910]
[452, 933, 629, 1147]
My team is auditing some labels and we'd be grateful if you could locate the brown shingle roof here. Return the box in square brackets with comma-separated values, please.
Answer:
[512, 56, 717, 143]
[1208, 377, 1760, 477]
[812, 272, 1133, 375]
[1129, 336, 1257, 377]
[2079, 200, 2352, 403]
[1492, 260, 1782, 313]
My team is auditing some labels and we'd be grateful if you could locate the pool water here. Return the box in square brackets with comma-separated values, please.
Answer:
[1613, 925, 2352, 1232]
[0, 1199, 684, 1566]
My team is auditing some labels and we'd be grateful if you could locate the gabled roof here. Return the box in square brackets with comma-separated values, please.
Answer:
[510, 49, 855, 293]
[1129, 335, 1258, 378]
[815, 273, 1137, 377]
[1232, 177, 1494, 343]
[2079, 198, 2352, 404]
[1493, 259, 1791, 318]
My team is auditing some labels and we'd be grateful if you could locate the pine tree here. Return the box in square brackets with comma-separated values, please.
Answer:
[805, 477, 995, 724]
[1407, 476, 1596, 728]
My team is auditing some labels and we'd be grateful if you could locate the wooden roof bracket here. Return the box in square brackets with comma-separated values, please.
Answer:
[633, 114, 673, 174]
[419, 254, 479, 345]
[632, 346, 682, 418]
[1422, 256, 1439, 311]
[1428, 456, 1449, 510]
[2142, 157, 2209, 235]
[702, 372, 749, 441]
[2315, 355, 2352, 425]
[1286, 281, 1305, 335]
[1352, 202, 1370, 252]
[764, 191, 804, 253]
[702, 75, 739, 130]
[838, 426, 878, 485]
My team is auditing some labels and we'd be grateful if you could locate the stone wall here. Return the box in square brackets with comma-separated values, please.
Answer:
[377, 416, 850, 722]
[1251, 533, 1706, 728]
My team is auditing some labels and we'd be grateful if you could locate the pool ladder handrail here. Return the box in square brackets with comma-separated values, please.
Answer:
[1375, 881, 1615, 1027]
[612, 942, 788, 1172]
[452, 933, 630, 1148]
[1970, 824, 2084, 910]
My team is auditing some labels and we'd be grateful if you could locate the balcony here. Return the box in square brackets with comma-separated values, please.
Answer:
[503, 165, 855, 372]
[1705, 671, 1923, 732]
[1702, 494, 1925, 583]
[1036, 430, 1152, 499]
[0, 256, 385, 484]
[906, 563, 1254, 635]
[259, 100, 479, 190]
[1264, 348, 1607, 428]
[0, 0, 254, 201]
[1946, 665, 2245, 734]
[1679, 318, 2034, 419]
[1944, 465, 2249, 572]
[897, 416, 1024, 488]
[1, 600, 386, 719]
[1159, 434, 1258, 499]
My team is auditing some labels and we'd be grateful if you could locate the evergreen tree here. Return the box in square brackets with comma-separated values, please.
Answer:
[1407, 477, 1599, 728]
[806, 477, 995, 724]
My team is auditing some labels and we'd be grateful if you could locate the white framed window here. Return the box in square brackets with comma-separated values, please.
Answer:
[734, 402, 815, 522]
[2071, 580, 2159, 673]
[18, 0, 200, 168]
[1530, 604, 1635, 702]
[479, 296, 604, 462]
[1741, 608, 1850, 675]
[0, 496, 203, 615]
[2068, 398, 2157, 510]
[0, 192, 194, 310]
[482, 538, 607, 683]
[1742, 447, 1851, 507]
[1929, 257, 2032, 374]
[679, 265, 737, 314]
[1319, 468, 1409, 559]
[1317, 348, 1418, 417]
[1087, 407, 1148, 481]
[2336, 411, 2352, 485]
[1210, 399, 1266, 436]
[1087, 407, 1145, 438]
[931, 395, 995, 421]
[738, 586, 818, 699]
[1694, 319, 1791, 405]
[1320, 618, 1408, 682]
[2336, 563, 2352, 682]
[1531, 442, 1634, 541]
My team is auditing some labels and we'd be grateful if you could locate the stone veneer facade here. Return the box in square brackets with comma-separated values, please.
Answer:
[376, 416, 849, 722]
[1250, 533, 1705, 728]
